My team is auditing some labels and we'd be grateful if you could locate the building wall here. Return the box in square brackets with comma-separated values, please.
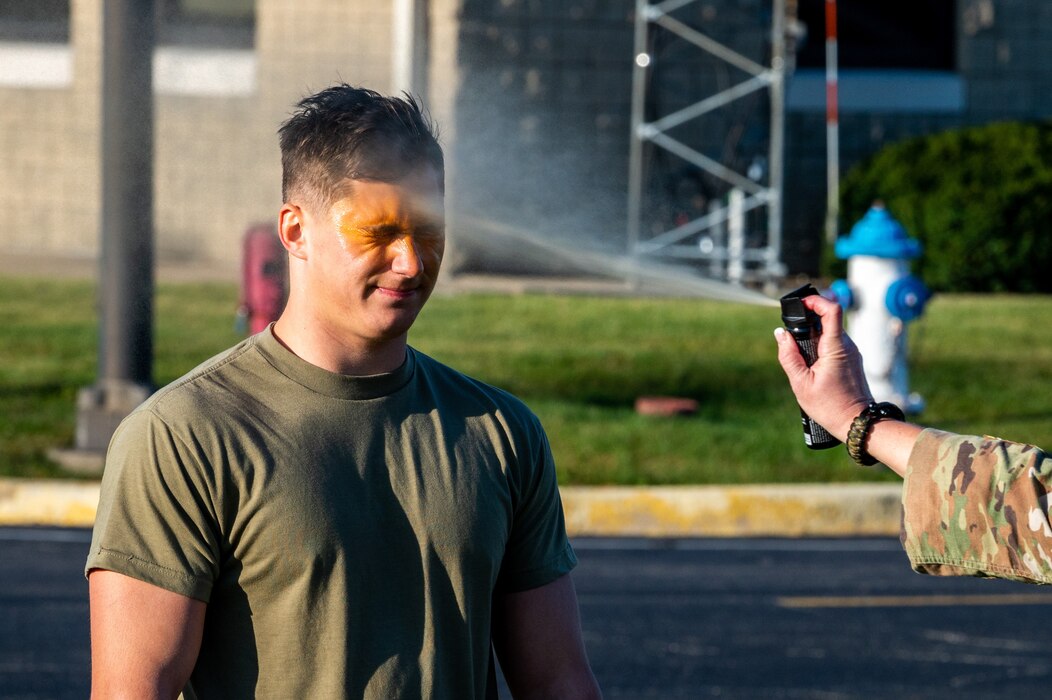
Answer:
[445, 0, 639, 273]
[447, 0, 1052, 275]
[1, 0, 395, 269]
[2, 0, 99, 257]
[2, 1, 1050, 276]
[784, 0, 1052, 272]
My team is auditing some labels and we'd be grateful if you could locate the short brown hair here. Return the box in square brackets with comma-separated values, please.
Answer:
[278, 84, 444, 211]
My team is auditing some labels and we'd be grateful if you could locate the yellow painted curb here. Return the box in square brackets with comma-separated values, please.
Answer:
[0, 478, 904, 537]
[560, 484, 904, 537]
[0, 478, 100, 527]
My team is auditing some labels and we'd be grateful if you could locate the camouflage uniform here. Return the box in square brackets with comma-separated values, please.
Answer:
[901, 429, 1052, 585]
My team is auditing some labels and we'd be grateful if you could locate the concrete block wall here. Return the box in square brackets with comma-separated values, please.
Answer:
[783, 0, 1052, 274]
[150, 0, 396, 265]
[443, 0, 773, 274]
[447, 0, 638, 273]
[2, 0, 1049, 277]
[153, 95, 272, 264]
[257, 0, 392, 104]
[958, 0, 1052, 120]
[1, 0, 395, 270]
[1, 0, 101, 258]
[640, 0, 770, 241]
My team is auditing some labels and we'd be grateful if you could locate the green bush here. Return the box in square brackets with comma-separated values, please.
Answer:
[833, 120, 1052, 293]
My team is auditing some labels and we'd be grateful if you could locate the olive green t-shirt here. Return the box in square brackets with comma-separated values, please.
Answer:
[86, 329, 577, 698]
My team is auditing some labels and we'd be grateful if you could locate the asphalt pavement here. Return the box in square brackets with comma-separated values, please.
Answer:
[6, 528, 1052, 700]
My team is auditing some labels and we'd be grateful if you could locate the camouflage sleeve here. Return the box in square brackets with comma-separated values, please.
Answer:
[901, 428, 1052, 585]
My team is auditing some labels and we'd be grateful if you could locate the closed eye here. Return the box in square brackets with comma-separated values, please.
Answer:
[348, 223, 443, 247]
[357, 224, 404, 239]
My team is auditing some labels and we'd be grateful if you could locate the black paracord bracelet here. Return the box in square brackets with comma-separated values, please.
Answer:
[846, 401, 905, 466]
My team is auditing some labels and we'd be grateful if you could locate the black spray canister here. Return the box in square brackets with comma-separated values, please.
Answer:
[780, 284, 840, 449]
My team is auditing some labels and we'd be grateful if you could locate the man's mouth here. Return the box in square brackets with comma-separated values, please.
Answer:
[374, 284, 418, 300]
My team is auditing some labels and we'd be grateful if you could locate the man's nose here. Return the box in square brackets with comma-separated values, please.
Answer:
[390, 236, 423, 277]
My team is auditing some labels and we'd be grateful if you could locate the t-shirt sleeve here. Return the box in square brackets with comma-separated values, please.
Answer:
[496, 412, 577, 593]
[901, 428, 1052, 585]
[85, 407, 221, 602]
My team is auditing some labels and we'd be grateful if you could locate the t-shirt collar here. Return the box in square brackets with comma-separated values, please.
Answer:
[253, 326, 415, 400]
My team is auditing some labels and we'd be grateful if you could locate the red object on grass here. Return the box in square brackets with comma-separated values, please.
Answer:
[634, 396, 700, 417]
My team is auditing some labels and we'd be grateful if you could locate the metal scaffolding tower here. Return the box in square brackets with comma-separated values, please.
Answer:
[626, 0, 790, 283]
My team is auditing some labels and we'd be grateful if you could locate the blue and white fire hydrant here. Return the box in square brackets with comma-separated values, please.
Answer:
[829, 204, 931, 414]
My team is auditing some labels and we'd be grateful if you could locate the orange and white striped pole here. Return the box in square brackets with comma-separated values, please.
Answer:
[824, 0, 840, 244]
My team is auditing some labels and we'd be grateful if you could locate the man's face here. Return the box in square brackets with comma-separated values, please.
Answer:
[299, 167, 445, 347]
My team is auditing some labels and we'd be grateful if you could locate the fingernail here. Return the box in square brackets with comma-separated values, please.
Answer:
[773, 327, 785, 342]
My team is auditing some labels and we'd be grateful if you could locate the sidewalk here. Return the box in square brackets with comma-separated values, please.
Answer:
[1, 254, 904, 538]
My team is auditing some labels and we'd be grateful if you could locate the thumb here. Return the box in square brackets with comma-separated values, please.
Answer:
[774, 327, 810, 388]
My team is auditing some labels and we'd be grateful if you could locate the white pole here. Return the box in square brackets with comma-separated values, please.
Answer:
[392, 0, 426, 97]
[824, 0, 839, 244]
[708, 198, 725, 278]
[728, 188, 745, 284]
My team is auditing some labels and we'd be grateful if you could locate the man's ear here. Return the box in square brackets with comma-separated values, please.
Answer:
[278, 204, 308, 261]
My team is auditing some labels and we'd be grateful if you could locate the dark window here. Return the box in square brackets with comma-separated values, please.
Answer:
[160, 0, 255, 49]
[795, 1, 955, 70]
[0, 2, 256, 48]
[0, 0, 70, 43]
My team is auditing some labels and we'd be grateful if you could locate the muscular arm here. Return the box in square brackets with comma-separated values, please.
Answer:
[492, 573, 602, 700]
[89, 569, 206, 699]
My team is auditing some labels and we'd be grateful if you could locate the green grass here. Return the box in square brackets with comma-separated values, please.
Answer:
[3, 276, 1051, 484]
[0, 278, 243, 479]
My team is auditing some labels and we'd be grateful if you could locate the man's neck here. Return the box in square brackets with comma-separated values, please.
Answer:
[271, 316, 407, 376]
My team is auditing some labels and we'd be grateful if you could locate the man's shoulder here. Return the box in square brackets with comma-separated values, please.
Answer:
[141, 334, 268, 417]
[410, 347, 537, 419]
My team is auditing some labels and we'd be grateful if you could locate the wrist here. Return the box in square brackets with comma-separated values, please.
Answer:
[830, 399, 873, 444]
[846, 401, 906, 467]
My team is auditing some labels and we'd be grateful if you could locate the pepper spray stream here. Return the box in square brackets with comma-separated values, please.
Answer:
[780, 284, 840, 449]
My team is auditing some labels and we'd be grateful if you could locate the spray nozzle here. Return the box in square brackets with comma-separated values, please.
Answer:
[780, 284, 821, 327]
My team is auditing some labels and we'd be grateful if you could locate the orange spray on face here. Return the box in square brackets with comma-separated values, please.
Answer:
[304, 169, 446, 341]
[329, 176, 445, 273]
[275, 167, 447, 372]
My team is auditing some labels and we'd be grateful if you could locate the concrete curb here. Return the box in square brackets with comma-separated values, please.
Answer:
[1, 478, 905, 537]
[0, 479, 102, 528]
[560, 484, 903, 538]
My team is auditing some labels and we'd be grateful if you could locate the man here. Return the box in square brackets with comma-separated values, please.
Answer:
[775, 292, 1051, 585]
[87, 85, 602, 699]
